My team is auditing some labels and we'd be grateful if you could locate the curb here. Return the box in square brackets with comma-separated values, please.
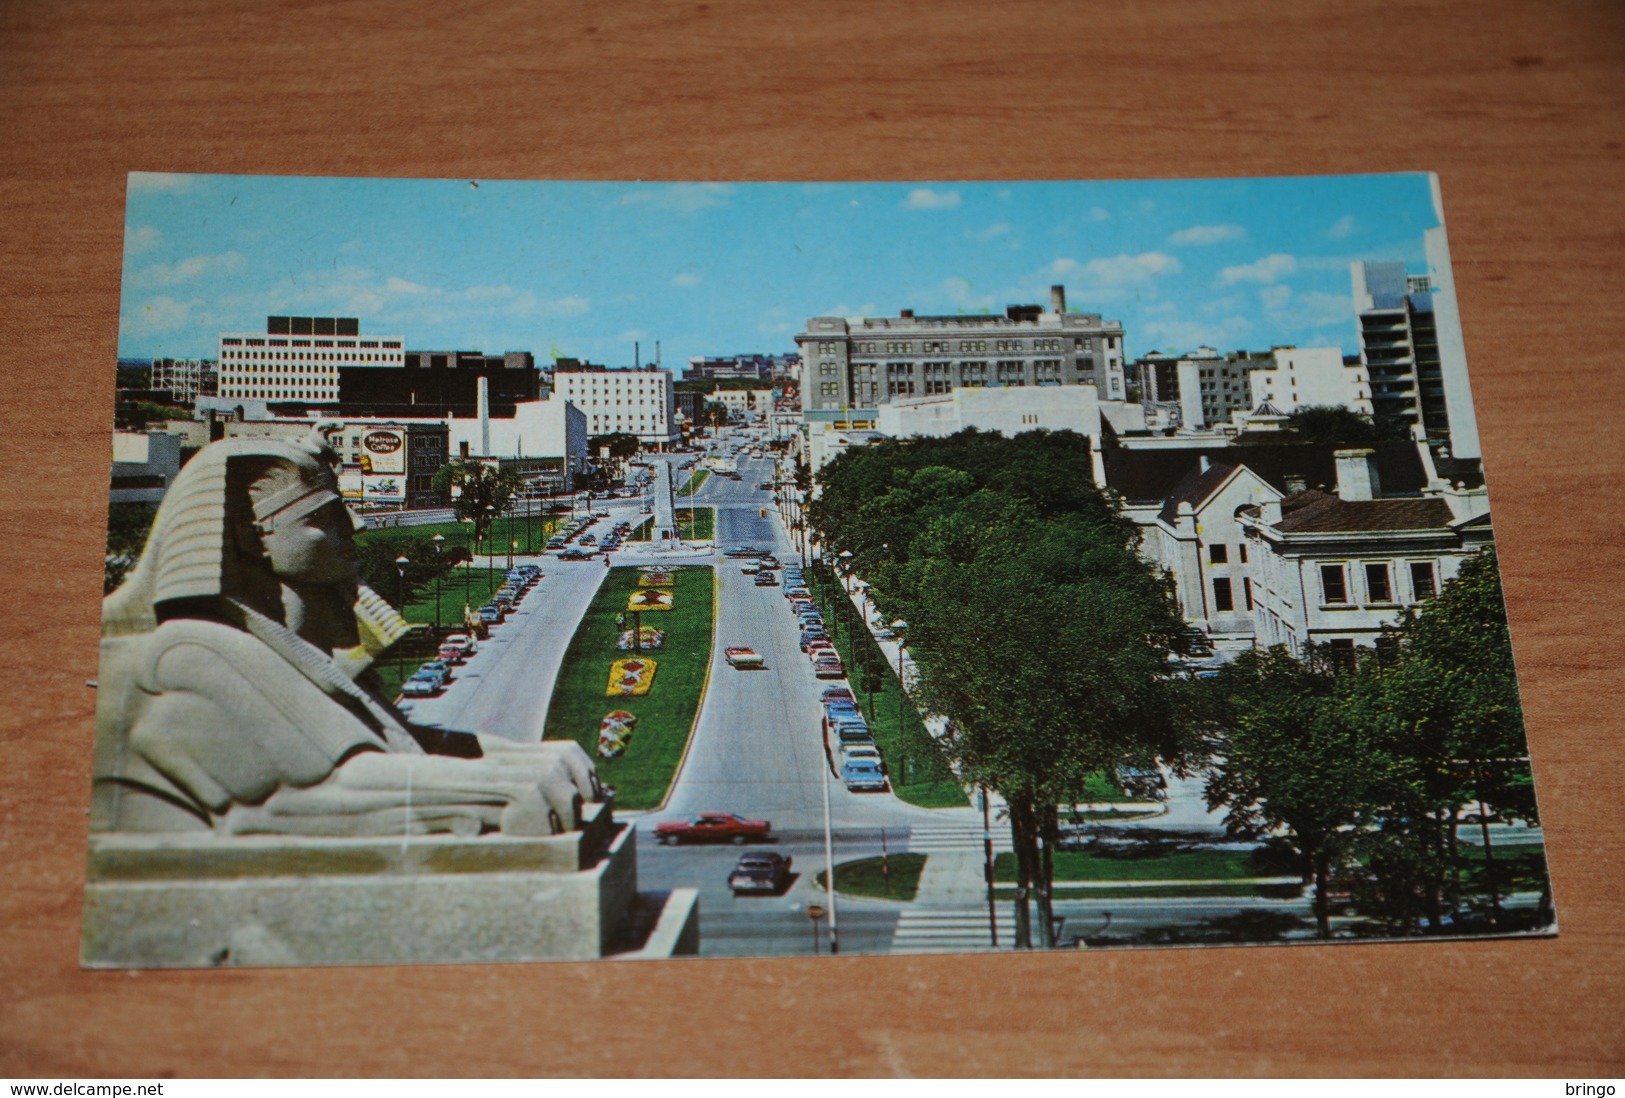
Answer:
[650, 561, 718, 813]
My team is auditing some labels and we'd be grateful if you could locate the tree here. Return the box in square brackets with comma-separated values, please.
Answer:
[1349, 547, 1538, 931]
[589, 432, 641, 461]
[431, 461, 522, 546]
[898, 488, 1191, 948]
[1280, 404, 1408, 448]
[104, 502, 158, 594]
[1200, 646, 1386, 938]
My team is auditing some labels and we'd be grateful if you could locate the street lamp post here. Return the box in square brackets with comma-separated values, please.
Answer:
[806, 903, 825, 955]
[431, 534, 446, 636]
[981, 784, 999, 948]
[484, 505, 497, 593]
[394, 555, 410, 683]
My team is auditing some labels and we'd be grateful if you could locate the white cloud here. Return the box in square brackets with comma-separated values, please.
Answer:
[1089, 206, 1112, 222]
[672, 272, 702, 287]
[546, 295, 590, 317]
[941, 276, 996, 312]
[616, 183, 732, 215]
[127, 172, 195, 194]
[1140, 313, 1252, 354]
[1073, 251, 1182, 286]
[615, 329, 649, 344]
[1049, 258, 1078, 276]
[904, 188, 960, 210]
[123, 295, 199, 337]
[757, 320, 794, 336]
[385, 276, 431, 295]
[1218, 253, 1298, 285]
[1169, 224, 1246, 246]
[969, 222, 1012, 242]
[124, 225, 161, 255]
[1259, 285, 1292, 311]
[127, 251, 245, 289]
[1326, 215, 1358, 239]
[1266, 289, 1352, 329]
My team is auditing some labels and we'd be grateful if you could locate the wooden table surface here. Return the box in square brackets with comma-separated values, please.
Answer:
[2, 0, 1621, 1078]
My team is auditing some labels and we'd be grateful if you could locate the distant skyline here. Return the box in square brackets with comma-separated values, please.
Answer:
[119, 173, 1449, 368]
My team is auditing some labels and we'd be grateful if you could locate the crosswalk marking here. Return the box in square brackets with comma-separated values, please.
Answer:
[891, 905, 1012, 952]
[905, 824, 1013, 853]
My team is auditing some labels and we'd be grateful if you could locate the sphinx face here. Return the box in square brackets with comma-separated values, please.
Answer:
[260, 498, 362, 588]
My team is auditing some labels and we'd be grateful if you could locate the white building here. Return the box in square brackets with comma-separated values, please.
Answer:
[110, 431, 185, 505]
[1147, 459, 1284, 652]
[217, 316, 403, 402]
[797, 286, 1126, 412]
[551, 368, 678, 449]
[1238, 447, 1492, 657]
[445, 394, 589, 492]
[1248, 347, 1371, 416]
[874, 383, 1099, 439]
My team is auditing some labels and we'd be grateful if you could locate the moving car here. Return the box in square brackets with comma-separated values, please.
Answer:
[729, 852, 793, 894]
[654, 812, 772, 845]
[558, 548, 592, 561]
[724, 645, 766, 670]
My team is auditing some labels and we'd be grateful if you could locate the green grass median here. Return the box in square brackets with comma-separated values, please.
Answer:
[808, 563, 966, 809]
[817, 853, 927, 901]
[631, 507, 715, 542]
[993, 847, 1258, 884]
[541, 564, 716, 809]
[677, 469, 710, 496]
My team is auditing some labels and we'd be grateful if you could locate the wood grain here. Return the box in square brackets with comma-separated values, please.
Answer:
[1, 0, 1621, 1077]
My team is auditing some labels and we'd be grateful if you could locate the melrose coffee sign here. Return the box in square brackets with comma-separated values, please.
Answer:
[358, 428, 405, 475]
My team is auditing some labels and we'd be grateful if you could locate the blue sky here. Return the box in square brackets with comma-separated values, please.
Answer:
[119, 173, 1445, 367]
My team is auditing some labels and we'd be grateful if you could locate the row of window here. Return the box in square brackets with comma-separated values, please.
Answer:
[221, 338, 400, 349]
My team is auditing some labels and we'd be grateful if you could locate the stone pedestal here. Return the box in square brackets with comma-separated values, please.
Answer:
[82, 805, 698, 967]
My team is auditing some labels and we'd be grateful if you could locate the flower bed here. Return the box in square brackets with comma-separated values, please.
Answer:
[627, 589, 674, 612]
[616, 626, 666, 650]
[606, 657, 657, 696]
[598, 710, 638, 758]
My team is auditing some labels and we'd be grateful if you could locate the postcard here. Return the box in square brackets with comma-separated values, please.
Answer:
[87, 172, 1553, 966]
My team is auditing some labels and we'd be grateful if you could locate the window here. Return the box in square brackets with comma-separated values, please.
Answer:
[1365, 563, 1393, 603]
[1213, 577, 1234, 613]
[1410, 561, 1437, 600]
[1239, 543, 1248, 564]
[1327, 638, 1357, 670]
[1243, 576, 1253, 610]
[1209, 544, 1228, 564]
[1320, 564, 1348, 604]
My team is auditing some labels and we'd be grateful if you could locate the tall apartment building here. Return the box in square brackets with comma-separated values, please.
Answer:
[550, 363, 678, 449]
[217, 317, 403, 402]
[795, 286, 1124, 412]
[150, 357, 218, 403]
[1352, 261, 1451, 443]
[340, 349, 541, 417]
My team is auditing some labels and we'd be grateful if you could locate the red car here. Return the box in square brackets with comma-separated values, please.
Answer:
[653, 812, 772, 845]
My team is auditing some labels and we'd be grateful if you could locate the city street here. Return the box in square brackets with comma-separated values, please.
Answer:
[394, 442, 1342, 957]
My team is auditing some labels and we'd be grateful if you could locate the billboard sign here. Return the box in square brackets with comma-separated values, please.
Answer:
[358, 428, 405, 474]
[362, 474, 404, 503]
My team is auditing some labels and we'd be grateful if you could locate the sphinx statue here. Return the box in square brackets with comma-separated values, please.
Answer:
[93, 427, 601, 839]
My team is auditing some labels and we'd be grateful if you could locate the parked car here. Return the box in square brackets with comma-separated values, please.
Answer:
[477, 605, 503, 625]
[821, 686, 855, 704]
[759, 556, 780, 569]
[740, 560, 763, 575]
[654, 812, 772, 845]
[724, 646, 765, 670]
[729, 852, 793, 894]
[438, 634, 476, 662]
[754, 571, 779, 587]
[419, 659, 454, 682]
[800, 630, 829, 652]
[784, 586, 812, 599]
[841, 758, 888, 793]
[813, 654, 845, 678]
[840, 743, 884, 768]
[400, 669, 446, 697]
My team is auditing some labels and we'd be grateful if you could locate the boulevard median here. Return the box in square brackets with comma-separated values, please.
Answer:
[542, 564, 716, 809]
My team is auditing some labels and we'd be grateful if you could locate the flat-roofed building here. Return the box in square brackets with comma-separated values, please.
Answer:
[218, 317, 403, 403]
[551, 365, 678, 449]
[796, 285, 1125, 413]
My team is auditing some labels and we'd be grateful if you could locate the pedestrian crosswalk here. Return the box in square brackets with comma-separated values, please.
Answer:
[891, 905, 1014, 953]
[904, 824, 1013, 853]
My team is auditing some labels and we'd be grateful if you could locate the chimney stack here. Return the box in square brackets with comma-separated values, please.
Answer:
[1333, 448, 1381, 502]
[477, 376, 491, 456]
[1050, 285, 1066, 313]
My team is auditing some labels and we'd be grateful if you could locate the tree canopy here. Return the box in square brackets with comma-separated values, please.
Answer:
[430, 460, 523, 545]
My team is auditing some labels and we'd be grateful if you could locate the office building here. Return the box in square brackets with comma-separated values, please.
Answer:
[551, 363, 678, 449]
[1248, 347, 1371, 416]
[796, 286, 1125, 412]
[218, 317, 403, 402]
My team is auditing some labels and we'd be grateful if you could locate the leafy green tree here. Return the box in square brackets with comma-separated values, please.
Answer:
[1279, 404, 1408, 448]
[1201, 646, 1386, 938]
[104, 502, 158, 594]
[355, 534, 460, 610]
[1349, 547, 1539, 930]
[431, 460, 523, 546]
[899, 488, 1191, 947]
[589, 432, 641, 460]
